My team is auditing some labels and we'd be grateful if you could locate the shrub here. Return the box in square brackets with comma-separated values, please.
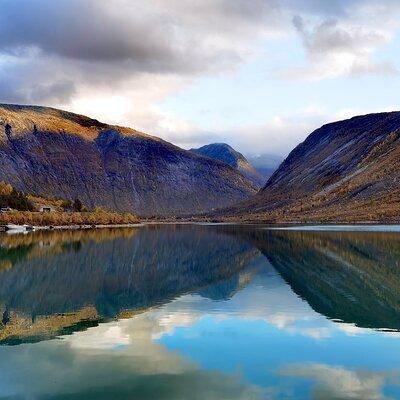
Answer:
[61, 199, 73, 211]
[73, 199, 83, 212]
[0, 182, 13, 196]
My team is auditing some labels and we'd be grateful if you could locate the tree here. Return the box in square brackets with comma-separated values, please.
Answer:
[0, 181, 13, 196]
[73, 198, 83, 212]
[4, 189, 34, 211]
[61, 199, 73, 211]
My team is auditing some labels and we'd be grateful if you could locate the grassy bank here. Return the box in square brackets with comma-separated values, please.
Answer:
[0, 210, 139, 226]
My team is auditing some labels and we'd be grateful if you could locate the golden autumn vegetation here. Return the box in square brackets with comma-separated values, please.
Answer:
[0, 209, 139, 226]
[0, 181, 12, 196]
[0, 104, 154, 141]
[0, 181, 139, 226]
[0, 307, 99, 344]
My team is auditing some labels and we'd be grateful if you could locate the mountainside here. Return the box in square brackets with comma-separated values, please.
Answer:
[190, 143, 265, 187]
[0, 104, 256, 217]
[220, 112, 400, 222]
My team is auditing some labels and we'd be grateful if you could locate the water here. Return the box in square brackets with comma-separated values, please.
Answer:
[0, 224, 399, 399]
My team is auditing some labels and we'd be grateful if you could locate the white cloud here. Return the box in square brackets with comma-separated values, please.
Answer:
[280, 363, 400, 400]
[283, 14, 397, 80]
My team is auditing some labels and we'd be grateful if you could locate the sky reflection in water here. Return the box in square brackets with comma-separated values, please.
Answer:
[0, 225, 399, 399]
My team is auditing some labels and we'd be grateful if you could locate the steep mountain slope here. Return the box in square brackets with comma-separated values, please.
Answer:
[190, 143, 265, 187]
[0, 104, 256, 216]
[221, 112, 400, 222]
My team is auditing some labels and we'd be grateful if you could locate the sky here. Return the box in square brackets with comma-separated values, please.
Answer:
[0, 0, 399, 157]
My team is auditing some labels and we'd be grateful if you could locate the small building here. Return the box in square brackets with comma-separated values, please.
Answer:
[39, 205, 55, 213]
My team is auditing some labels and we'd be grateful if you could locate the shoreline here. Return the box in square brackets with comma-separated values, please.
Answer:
[2, 220, 400, 234]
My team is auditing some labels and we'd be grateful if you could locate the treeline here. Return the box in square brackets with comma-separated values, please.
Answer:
[0, 182, 139, 225]
[0, 210, 139, 226]
[0, 182, 34, 211]
[0, 182, 86, 212]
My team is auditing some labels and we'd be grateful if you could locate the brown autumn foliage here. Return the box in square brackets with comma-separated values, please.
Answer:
[0, 181, 13, 196]
[0, 228, 137, 250]
[0, 180, 139, 225]
[0, 307, 98, 344]
[0, 210, 139, 226]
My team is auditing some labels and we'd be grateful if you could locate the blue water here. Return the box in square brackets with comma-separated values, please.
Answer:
[0, 225, 399, 399]
[268, 224, 400, 232]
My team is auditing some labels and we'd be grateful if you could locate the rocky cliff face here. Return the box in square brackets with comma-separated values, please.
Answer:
[222, 112, 400, 222]
[0, 105, 256, 216]
[190, 143, 265, 187]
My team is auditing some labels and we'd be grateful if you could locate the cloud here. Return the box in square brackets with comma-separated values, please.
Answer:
[165, 106, 330, 157]
[0, 0, 239, 69]
[0, 0, 286, 145]
[285, 0, 362, 17]
[284, 6, 398, 80]
[0, 0, 280, 104]
[30, 81, 76, 103]
[280, 363, 400, 400]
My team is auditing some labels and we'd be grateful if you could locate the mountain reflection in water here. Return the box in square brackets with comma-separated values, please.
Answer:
[0, 225, 399, 399]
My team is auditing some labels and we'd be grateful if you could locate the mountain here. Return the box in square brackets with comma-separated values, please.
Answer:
[220, 112, 400, 222]
[245, 153, 283, 180]
[0, 104, 256, 217]
[190, 143, 265, 187]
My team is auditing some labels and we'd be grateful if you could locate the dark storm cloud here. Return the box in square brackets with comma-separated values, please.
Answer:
[0, 0, 283, 104]
[0, 1, 179, 73]
[29, 81, 76, 103]
[0, 0, 275, 73]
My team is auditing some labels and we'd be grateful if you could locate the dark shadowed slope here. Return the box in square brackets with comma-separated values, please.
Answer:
[220, 112, 400, 222]
[0, 104, 256, 216]
[191, 143, 265, 187]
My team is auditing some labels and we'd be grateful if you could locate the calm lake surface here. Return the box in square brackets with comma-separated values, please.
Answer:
[0, 224, 400, 399]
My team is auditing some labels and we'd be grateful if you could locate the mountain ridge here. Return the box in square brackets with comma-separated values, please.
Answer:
[0, 104, 256, 217]
[216, 111, 400, 222]
[190, 143, 265, 187]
